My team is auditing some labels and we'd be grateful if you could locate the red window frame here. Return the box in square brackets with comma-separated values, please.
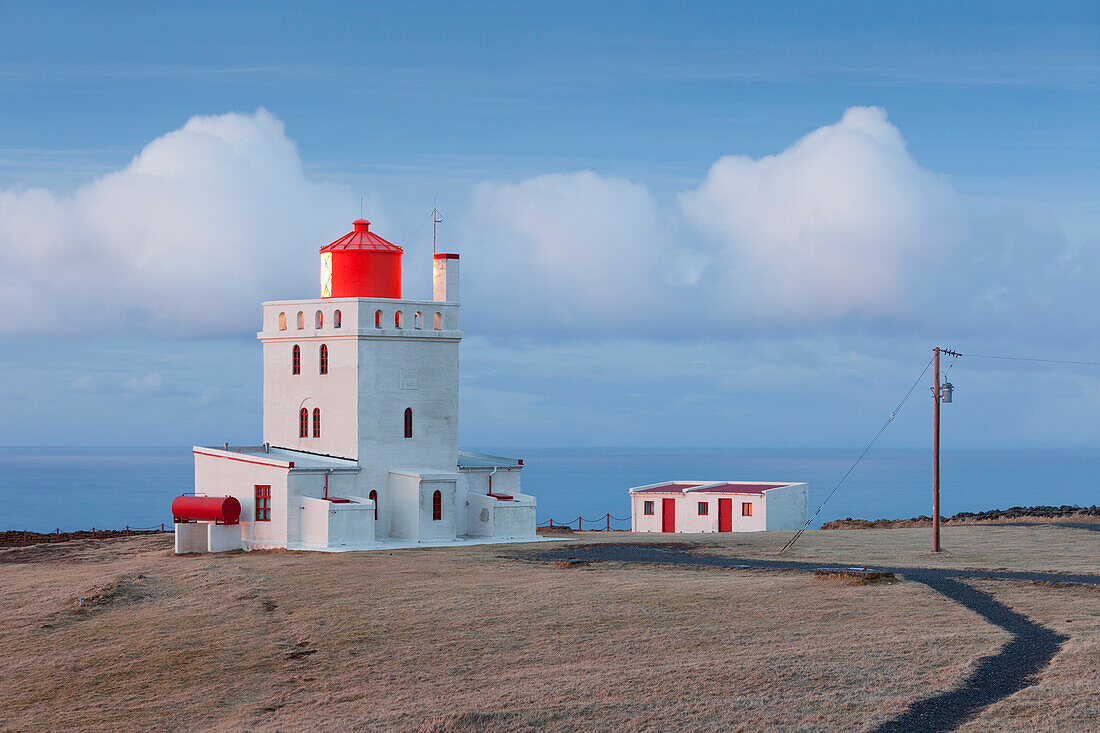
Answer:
[292, 344, 301, 375]
[255, 485, 271, 521]
[643, 501, 654, 515]
[312, 407, 321, 438]
[698, 502, 708, 515]
[432, 489, 442, 521]
[319, 344, 328, 375]
[742, 502, 753, 517]
[299, 408, 308, 437]
[404, 408, 413, 438]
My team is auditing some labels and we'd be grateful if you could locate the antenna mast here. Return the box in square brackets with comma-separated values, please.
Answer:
[432, 203, 443, 256]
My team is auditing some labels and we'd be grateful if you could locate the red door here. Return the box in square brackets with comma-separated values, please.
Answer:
[662, 498, 676, 533]
[718, 498, 733, 532]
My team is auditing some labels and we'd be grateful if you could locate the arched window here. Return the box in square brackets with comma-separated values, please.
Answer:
[433, 312, 442, 330]
[368, 489, 378, 520]
[319, 344, 328, 374]
[404, 408, 413, 438]
[315, 310, 323, 329]
[333, 310, 342, 329]
[278, 312, 287, 331]
[292, 345, 301, 375]
[432, 490, 442, 521]
[414, 312, 423, 329]
[312, 408, 321, 438]
[299, 408, 308, 438]
[296, 311, 304, 330]
[375, 309, 382, 328]
[394, 311, 403, 329]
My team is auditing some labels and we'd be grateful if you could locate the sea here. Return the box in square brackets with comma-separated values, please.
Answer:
[1, 446, 1098, 532]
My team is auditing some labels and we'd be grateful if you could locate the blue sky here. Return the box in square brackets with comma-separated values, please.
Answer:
[1, 1, 1098, 448]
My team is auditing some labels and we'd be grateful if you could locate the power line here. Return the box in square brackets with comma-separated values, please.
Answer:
[779, 355, 935, 554]
[961, 353, 1100, 367]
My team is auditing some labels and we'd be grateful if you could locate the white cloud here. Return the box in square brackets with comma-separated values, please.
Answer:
[464, 171, 686, 332]
[0, 109, 358, 336]
[679, 106, 966, 324]
[0, 106, 1085, 344]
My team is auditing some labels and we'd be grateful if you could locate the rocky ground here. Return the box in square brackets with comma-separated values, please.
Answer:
[822, 504, 1100, 530]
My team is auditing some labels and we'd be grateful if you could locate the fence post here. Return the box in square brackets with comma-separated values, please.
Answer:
[577, 516, 582, 531]
[125, 525, 130, 537]
[606, 513, 611, 531]
[161, 523, 165, 532]
[56, 527, 60, 542]
[92, 527, 95, 539]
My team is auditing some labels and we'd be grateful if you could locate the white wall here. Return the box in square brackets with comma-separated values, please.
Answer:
[630, 493, 676, 533]
[193, 448, 290, 549]
[388, 471, 423, 540]
[261, 299, 360, 460]
[630, 491, 769, 533]
[418, 478, 457, 541]
[764, 483, 809, 530]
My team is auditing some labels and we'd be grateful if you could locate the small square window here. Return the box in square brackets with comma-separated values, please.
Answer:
[643, 500, 654, 515]
[255, 485, 271, 522]
[698, 502, 708, 515]
[742, 502, 753, 517]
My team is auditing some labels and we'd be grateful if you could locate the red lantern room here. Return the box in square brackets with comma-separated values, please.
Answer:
[319, 219, 404, 299]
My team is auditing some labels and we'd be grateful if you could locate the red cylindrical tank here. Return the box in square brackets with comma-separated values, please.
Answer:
[172, 495, 242, 525]
[320, 219, 403, 299]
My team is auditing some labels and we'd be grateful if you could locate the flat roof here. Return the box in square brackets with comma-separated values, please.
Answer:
[630, 480, 799, 496]
[194, 445, 360, 471]
[457, 450, 522, 468]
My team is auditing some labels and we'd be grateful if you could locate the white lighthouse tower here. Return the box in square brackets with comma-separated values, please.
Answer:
[175, 220, 536, 553]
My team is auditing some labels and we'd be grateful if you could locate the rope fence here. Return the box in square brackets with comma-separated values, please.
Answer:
[537, 513, 632, 531]
[2, 523, 171, 548]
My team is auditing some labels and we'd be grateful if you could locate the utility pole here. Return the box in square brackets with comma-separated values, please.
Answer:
[932, 347, 941, 552]
[932, 347, 959, 553]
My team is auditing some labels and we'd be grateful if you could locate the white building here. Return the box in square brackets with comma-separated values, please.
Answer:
[629, 481, 808, 533]
[174, 219, 537, 553]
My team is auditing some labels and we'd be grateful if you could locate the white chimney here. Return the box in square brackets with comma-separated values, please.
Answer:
[433, 254, 459, 303]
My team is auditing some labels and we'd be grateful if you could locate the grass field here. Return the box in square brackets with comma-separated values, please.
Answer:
[0, 525, 1096, 732]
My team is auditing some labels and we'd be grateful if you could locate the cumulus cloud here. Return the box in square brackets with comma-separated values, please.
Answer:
[464, 171, 689, 333]
[0, 105, 1084, 343]
[680, 106, 967, 323]
[0, 109, 356, 336]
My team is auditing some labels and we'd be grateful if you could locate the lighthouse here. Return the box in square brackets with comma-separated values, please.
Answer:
[174, 219, 536, 553]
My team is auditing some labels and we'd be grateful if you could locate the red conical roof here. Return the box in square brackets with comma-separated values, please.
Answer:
[319, 219, 404, 253]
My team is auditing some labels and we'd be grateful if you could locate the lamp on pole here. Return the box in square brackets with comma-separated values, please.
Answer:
[932, 347, 959, 552]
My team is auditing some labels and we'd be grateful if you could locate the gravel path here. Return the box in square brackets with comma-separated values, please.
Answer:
[528, 544, 1093, 732]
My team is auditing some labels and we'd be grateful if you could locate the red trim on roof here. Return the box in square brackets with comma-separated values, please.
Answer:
[192, 448, 292, 470]
[434, 253, 459, 259]
[632, 482, 704, 493]
[692, 483, 790, 494]
[319, 219, 404, 254]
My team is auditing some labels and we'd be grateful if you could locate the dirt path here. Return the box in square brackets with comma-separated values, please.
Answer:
[528, 544, 1095, 733]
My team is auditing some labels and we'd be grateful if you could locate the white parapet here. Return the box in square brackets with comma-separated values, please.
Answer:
[300, 495, 376, 549]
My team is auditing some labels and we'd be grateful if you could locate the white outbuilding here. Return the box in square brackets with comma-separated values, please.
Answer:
[173, 219, 538, 553]
[629, 481, 808, 533]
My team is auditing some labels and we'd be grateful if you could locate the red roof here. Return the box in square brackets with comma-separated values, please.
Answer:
[692, 483, 789, 494]
[631, 481, 793, 495]
[319, 219, 404, 253]
[632, 482, 704, 493]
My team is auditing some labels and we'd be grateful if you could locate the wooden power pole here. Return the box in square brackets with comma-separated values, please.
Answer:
[932, 347, 941, 552]
[932, 347, 959, 553]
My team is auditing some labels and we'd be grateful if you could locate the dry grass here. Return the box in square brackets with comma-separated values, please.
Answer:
[955, 580, 1100, 733]
[0, 527, 1095, 732]
[570, 523, 1100, 574]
